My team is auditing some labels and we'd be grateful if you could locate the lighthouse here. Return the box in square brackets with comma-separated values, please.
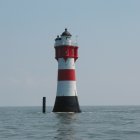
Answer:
[53, 29, 81, 113]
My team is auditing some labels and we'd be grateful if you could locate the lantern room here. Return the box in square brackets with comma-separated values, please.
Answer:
[54, 29, 78, 61]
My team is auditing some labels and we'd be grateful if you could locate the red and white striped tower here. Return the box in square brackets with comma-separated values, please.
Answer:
[53, 29, 81, 112]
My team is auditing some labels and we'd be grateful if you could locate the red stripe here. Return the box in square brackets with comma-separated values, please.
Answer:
[55, 46, 78, 60]
[58, 69, 76, 81]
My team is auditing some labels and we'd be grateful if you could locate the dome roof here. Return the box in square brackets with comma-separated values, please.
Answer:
[61, 28, 72, 36]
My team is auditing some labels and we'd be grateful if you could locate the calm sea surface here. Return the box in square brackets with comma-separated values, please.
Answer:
[0, 106, 140, 140]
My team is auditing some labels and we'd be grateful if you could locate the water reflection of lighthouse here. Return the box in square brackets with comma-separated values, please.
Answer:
[53, 29, 81, 112]
[55, 114, 76, 140]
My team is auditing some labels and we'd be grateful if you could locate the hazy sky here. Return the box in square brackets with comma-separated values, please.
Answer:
[0, 0, 140, 106]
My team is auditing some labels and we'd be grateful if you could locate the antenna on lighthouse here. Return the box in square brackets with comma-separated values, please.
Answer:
[75, 35, 78, 46]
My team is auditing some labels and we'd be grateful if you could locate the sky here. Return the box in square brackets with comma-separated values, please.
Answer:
[0, 0, 140, 106]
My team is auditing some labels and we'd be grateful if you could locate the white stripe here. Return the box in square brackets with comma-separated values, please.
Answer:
[58, 58, 75, 69]
[56, 81, 77, 96]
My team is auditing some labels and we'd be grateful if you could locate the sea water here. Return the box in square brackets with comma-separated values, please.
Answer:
[0, 106, 140, 140]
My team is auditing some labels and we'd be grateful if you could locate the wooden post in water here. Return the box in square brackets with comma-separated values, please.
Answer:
[42, 97, 46, 113]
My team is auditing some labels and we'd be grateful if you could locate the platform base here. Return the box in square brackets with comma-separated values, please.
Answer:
[53, 96, 81, 113]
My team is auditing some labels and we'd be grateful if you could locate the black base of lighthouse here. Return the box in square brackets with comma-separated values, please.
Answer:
[53, 96, 81, 113]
